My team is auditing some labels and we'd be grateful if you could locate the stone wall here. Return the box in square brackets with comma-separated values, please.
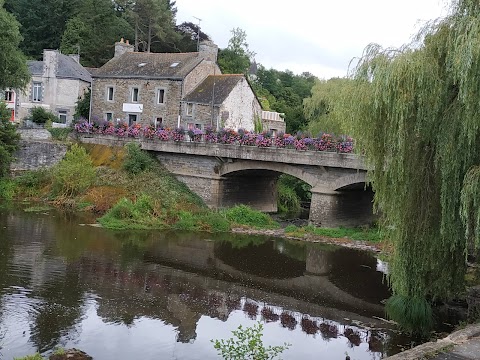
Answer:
[11, 139, 67, 172]
[183, 59, 220, 96]
[91, 78, 182, 128]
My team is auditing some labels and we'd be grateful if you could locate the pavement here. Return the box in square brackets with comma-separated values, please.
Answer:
[384, 324, 480, 360]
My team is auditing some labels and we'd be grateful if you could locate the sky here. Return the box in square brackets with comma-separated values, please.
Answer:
[175, 0, 451, 79]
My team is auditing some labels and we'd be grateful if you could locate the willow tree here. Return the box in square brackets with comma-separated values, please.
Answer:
[335, 0, 480, 332]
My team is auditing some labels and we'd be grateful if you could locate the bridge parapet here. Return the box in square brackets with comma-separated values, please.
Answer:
[79, 135, 367, 170]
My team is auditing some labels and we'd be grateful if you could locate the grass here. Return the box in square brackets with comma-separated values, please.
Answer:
[284, 224, 383, 242]
[222, 204, 279, 229]
[48, 127, 72, 141]
[14, 354, 43, 360]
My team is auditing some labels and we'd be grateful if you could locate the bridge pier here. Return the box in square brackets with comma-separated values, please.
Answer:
[309, 188, 376, 228]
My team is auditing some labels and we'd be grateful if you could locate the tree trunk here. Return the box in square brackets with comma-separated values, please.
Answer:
[135, 18, 139, 52]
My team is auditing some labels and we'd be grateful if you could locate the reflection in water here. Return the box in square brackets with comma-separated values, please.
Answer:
[0, 208, 422, 359]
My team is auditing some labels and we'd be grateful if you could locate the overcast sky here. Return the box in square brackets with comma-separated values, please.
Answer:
[175, 0, 450, 79]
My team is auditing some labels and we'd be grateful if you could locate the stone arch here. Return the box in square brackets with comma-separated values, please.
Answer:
[218, 161, 323, 188]
[331, 172, 367, 191]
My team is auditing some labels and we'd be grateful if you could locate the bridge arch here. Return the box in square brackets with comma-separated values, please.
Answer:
[331, 172, 367, 191]
[218, 161, 324, 188]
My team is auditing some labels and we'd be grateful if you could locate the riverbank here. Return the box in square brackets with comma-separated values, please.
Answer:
[384, 323, 480, 360]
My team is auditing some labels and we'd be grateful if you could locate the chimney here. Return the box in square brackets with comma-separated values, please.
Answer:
[114, 38, 134, 58]
[199, 40, 218, 62]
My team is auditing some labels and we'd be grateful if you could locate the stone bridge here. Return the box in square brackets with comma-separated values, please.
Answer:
[80, 135, 374, 227]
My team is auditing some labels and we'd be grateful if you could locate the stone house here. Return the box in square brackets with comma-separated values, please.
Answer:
[90, 39, 221, 128]
[14, 50, 91, 124]
[181, 74, 262, 131]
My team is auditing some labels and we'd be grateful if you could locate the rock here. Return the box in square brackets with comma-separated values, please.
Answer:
[49, 349, 92, 360]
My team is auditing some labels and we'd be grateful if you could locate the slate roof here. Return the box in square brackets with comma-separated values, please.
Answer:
[93, 52, 203, 80]
[57, 54, 91, 83]
[182, 75, 244, 105]
[28, 61, 43, 75]
[27, 54, 92, 83]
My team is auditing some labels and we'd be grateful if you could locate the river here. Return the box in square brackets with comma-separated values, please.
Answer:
[0, 207, 446, 359]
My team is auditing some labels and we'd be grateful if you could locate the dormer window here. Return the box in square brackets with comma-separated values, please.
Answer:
[170, 62, 179, 67]
[186, 103, 193, 116]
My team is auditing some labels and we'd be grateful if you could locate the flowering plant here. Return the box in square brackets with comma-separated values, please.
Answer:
[128, 123, 142, 137]
[172, 127, 185, 142]
[204, 126, 218, 143]
[156, 127, 170, 141]
[256, 134, 272, 148]
[142, 125, 156, 139]
[218, 128, 238, 144]
[336, 135, 354, 153]
[239, 132, 257, 146]
[115, 121, 129, 137]
[74, 120, 92, 133]
[187, 128, 203, 142]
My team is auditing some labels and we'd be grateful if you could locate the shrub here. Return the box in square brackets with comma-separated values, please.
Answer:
[277, 182, 301, 215]
[123, 142, 155, 175]
[224, 205, 278, 229]
[211, 322, 290, 360]
[0, 178, 16, 200]
[53, 144, 95, 197]
[30, 106, 58, 124]
[48, 128, 72, 141]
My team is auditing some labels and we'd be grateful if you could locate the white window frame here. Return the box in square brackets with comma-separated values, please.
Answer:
[128, 113, 138, 126]
[32, 82, 42, 102]
[58, 111, 67, 123]
[156, 88, 165, 104]
[186, 103, 193, 116]
[106, 86, 114, 102]
[131, 87, 139, 102]
[154, 117, 163, 129]
[4, 90, 14, 102]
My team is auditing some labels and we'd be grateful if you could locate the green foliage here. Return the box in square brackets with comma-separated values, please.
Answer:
[304, 77, 355, 135]
[326, 0, 480, 332]
[75, 88, 91, 120]
[223, 205, 279, 229]
[5, 0, 79, 60]
[253, 114, 263, 133]
[13, 354, 43, 360]
[0, 1, 30, 90]
[218, 28, 255, 74]
[48, 128, 72, 141]
[0, 177, 16, 200]
[60, 0, 134, 67]
[0, 102, 20, 177]
[30, 106, 58, 124]
[385, 295, 433, 335]
[277, 182, 301, 215]
[24, 205, 52, 212]
[252, 67, 316, 134]
[284, 224, 383, 242]
[53, 144, 96, 196]
[123, 142, 155, 175]
[211, 322, 290, 360]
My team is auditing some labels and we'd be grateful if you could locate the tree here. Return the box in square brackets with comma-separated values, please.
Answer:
[0, 0, 30, 90]
[0, 102, 20, 177]
[331, 0, 480, 333]
[218, 28, 255, 74]
[304, 78, 354, 135]
[60, 0, 134, 67]
[5, 0, 80, 59]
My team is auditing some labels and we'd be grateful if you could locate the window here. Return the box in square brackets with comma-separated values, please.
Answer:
[32, 82, 42, 102]
[128, 114, 137, 126]
[187, 122, 194, 130]
[131, 87, 139, 102]
[186, 103, 193, 116]
[195, 123, 202, 129]
[106, 112, 113, 122]
[106, 87, 114, 101]
[58, 111, 67, 124]
[157, 89, 165, 104]
[155, 117, 163, 129]
[4, 91, 13, 102]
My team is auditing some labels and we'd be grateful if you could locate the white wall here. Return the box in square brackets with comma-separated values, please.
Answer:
[221, 78, 261, 131]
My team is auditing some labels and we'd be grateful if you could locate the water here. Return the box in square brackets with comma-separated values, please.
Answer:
[0, 207, 430, 359]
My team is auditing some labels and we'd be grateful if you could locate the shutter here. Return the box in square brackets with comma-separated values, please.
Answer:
[40, 83, 44, 102]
